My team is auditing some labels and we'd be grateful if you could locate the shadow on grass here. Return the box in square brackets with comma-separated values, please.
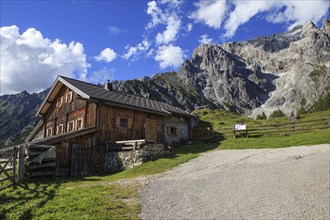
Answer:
[0, 176, 103, 219]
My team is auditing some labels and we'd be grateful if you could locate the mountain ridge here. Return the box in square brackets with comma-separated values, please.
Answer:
[1, 18, 329, 148]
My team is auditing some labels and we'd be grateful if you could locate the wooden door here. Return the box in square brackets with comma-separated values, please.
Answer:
[56, 143, 71, 176]
[145, 119, 157, 143]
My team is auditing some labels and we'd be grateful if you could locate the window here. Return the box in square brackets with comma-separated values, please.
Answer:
[167, 126, 178, 136]
[46, 127, 52, 137]
[65, 92, 73, 103]
[67, 121, 75, 132]
[56, 124, 64, 135]
[76, 118, 84, 130]
[120, 118, 128, 128]
[116, 117, 132, 129]
[56, 97, 63, 107]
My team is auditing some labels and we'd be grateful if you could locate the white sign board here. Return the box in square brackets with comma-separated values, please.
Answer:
[234, 124, 246, 130]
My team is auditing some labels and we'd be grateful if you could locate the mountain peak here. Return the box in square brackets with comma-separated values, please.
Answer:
[322, 17, 330, 32]
[303, 20, 317, 31]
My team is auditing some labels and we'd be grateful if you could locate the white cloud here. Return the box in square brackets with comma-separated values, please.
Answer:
[159, 0, 183, 8]
[155, 45, 185, 69]
[266, 1, 330, 30]
[224, 1, 272, 38]
[187, 23, 193, 32]
[122, 39, 150, 60]
[0, 25, 90, 95]
[87, 67, 115, 84]
[95, 48, 117, 62]
[156, 16, 181, 45]
[146, 1, 165, 29]
[224, 0, 330, 38]
[199, 34, 214, 44]
[107, 26, 128, 35]
[190, 0, 227, 29]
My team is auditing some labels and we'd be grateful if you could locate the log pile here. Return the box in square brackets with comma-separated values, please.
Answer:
[26, 144, 56, 177]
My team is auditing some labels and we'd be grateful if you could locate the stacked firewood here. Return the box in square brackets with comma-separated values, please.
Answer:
[26, 144, 56, 177]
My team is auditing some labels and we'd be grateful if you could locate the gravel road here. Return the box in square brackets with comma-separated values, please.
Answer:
[140, 144, 330, 220]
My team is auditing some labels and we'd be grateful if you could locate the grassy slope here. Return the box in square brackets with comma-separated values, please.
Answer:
[195, 109, 330, 150]
[0, 142, 216, 220]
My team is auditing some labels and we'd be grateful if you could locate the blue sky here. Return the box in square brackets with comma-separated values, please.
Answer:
[1, 0, 329, 94]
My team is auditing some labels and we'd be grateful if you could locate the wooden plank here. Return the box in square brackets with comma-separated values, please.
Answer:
[18, 145, 25, 183]
[0, 183, 14, 191]
[28, 145, 54, 149]
[0, 177, 12, 183]
[30, 170, 56, 177]
[29, 162, 56, 170]
[0, 160, 15, 164]
[116, 139, 145, 144]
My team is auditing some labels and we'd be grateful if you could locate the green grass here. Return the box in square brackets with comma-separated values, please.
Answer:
[0, 142, 216, 220]
[219, 129, 330, 150]
[194, 109, 330, 150]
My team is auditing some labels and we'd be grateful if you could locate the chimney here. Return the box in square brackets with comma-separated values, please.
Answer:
[104, 80, 113, 91]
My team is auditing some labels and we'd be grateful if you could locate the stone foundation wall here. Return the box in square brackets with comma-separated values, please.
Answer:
[105, 144, 170, 173]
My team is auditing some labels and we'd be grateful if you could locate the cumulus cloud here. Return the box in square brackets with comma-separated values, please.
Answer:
[95, 48, 117, 62]
[156, 16, 181, 45]
[265, 1, 330, 30]
[199, 34, 214, 44]
[122, 39, 150, 61]
[190, 0, 227, 29]
[155, 45, 185, 69]
[224, 0, 330, 37]
[146, 1, 165, 29]
[189, 0, 329, 38]
[0, 25, 90, 95]
[224, 1, 272, 38]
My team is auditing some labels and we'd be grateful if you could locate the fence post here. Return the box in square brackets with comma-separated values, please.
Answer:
[291, 120, 296, 132]
[18, 145, 25, 182]
[13, 147, 17, 183]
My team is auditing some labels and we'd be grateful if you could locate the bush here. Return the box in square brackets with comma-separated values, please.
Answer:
[256, 112, 267, 120]
[308, 95, 330, 113]
[269, 109, 285, 118]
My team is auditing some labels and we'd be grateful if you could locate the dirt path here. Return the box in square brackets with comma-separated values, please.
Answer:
[140, 144, 330, 220]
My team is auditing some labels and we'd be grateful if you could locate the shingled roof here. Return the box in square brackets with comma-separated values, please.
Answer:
[37, 75, 194, 118]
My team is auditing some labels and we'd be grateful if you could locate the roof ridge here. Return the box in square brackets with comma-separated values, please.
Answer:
[58, 75, 193, 117]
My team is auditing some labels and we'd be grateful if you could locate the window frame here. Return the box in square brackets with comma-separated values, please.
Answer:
[65, 91, 73, 103]
[67, 120, 75, 132]
[46, 127, 52, 137]
[56, 124, 64, 135]
[167, 126, 178, 136]
[120, 118, 128, 128]
[56, 96, 63, 107]
[76, 118, 84, 130]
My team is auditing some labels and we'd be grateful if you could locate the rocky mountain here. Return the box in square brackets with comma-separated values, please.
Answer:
[0, 90, 48, 147]
[1, 18, 329, 147]
[115, 18, 330, 116]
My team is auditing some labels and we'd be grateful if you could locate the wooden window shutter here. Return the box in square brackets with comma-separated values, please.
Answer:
[115, 117, 120, 128]
[127, 118, 133, 129]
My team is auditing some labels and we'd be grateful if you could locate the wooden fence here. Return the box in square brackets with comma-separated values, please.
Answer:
[219, 118, 329, 138]
[0, 145, 25, 190]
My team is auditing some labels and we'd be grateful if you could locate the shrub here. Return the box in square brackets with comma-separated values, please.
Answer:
[256, 112, 267, 120]
[269, 109, 285, 118]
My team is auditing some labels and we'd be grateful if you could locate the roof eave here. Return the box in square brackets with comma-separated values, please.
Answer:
[36, 76, 91, 116]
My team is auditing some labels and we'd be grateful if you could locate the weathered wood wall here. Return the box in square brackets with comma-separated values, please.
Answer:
[41, 86, 96, 139]
[99, 104, 165, 143]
